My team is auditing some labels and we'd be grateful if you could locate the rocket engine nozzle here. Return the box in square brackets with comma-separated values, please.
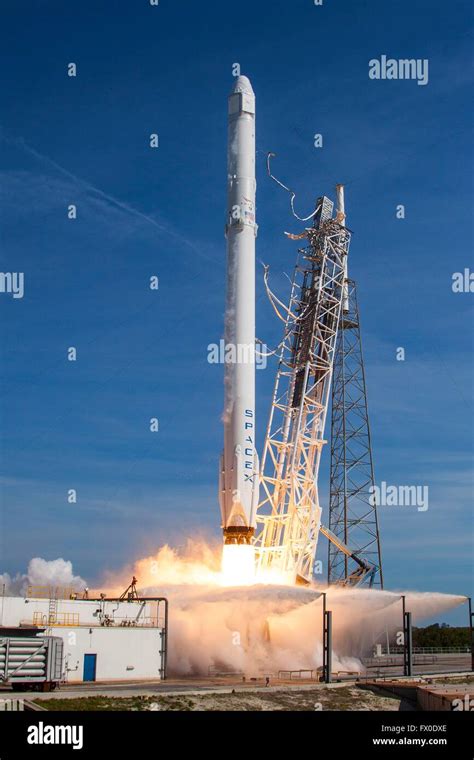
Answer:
[223, 526, 255, 545]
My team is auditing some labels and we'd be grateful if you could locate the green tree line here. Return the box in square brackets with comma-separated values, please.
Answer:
[412, 624, 470, 648]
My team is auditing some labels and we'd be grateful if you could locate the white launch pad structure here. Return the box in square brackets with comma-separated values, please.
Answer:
[1, 586, 168, 685]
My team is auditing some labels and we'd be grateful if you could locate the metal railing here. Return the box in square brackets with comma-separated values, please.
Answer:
[365, 655, 437, 668]
[380, 646, 470, 655]
[33, 612, 79, 627]
[278, 669, 320, 680]
[26, 585, 85, 600]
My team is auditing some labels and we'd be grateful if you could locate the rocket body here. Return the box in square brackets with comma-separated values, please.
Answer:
[219, 76, 259, 545]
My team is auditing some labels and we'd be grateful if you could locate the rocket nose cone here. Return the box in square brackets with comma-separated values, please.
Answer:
[231, 75, 254, 96]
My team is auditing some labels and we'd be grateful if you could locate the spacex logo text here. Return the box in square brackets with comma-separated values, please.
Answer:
[244, 409, 255, 473]
[27, 721, 84, 750]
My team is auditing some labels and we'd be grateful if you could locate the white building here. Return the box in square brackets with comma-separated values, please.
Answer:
[0, 589, 167, 683]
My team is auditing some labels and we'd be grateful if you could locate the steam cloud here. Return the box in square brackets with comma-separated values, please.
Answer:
[97, 541, 467, 677]
[2, 545, 466, 677]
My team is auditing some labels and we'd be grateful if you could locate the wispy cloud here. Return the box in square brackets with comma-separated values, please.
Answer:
[0, 131, 215, 263]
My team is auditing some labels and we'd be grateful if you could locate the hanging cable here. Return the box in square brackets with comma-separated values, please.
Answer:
[262, 263, 312, 325]
[266, 152, 322, 222]
[255, 336, 287, 358]
[263, 264, 299, 322]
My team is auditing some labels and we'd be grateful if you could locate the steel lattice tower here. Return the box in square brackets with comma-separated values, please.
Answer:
[255, 197, 351, 583]
[328, 279, 383, 587]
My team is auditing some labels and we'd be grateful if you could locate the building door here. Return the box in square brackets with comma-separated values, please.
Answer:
[83, 654, 97, 682]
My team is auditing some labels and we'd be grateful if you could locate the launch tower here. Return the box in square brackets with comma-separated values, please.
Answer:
[328, 279, 383, 587]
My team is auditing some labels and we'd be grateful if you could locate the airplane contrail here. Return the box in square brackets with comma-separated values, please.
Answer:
[2, 132, 215, 261]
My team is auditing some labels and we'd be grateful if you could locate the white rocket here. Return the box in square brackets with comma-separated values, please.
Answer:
[219, 75, 259, 545]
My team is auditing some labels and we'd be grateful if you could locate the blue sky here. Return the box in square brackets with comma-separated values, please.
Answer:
[0, 0, 472, 623]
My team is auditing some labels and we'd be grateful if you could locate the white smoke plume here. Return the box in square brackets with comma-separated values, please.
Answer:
[0, 557, 87, 596]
